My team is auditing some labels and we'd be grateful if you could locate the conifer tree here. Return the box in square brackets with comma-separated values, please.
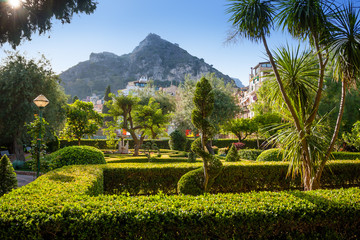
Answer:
[0, 155, 17, 197]
[102, 85, 113, 122]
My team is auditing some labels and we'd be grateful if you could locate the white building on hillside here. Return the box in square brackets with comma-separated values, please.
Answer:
[239, 62, 272, 118]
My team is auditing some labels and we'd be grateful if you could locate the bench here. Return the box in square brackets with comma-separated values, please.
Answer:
[1, 150, 15, 160]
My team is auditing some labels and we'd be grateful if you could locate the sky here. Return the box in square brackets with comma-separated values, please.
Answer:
[0, 0, 350, 86]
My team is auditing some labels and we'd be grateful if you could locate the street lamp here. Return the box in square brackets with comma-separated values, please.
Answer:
[33, 94, 49, 178]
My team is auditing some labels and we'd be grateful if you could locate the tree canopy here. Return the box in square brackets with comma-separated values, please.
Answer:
[0, 53, 67, 160]
[173, 73, 239, 133]
[0, 0, 97, 48]
[61, 100, 103, 145]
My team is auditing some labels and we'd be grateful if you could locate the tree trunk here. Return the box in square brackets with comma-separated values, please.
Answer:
[313, 80, 347, 190]
[261, 34, 312, 191]
[13, 132, 25, 161]
[78, 138, 81, 146]
[205, 140, 214, 155]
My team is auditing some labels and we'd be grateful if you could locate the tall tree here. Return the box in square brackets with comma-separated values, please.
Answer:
[108, 93, 144, 156]
[191, 77, 222, 192]
[173, 73, 239, 133]
[61, 100, 103, 146]
[223, 118, 257, 142]
[228, 0, 360, 190]
[0, 53, 67, 161]
[0, 0, 97, 48]
[135, 98, 171, 139]
[102, 85, 113, 122]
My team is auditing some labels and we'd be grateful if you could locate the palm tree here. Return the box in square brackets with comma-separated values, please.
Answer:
[227, 0, 316, 190]
[228, 0, 360, 190]
[315, 2, 360, 187]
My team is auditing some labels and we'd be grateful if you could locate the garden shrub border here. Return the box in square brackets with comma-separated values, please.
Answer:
[0, 163, 359, 239]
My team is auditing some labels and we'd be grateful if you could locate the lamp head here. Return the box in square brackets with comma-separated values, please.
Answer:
[33, 94, 49, 108]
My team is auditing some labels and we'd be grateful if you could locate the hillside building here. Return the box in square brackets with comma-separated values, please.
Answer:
[238, 62, 272, 118]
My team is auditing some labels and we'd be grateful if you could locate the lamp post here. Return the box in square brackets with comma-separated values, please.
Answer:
[33, 94, 49, 178]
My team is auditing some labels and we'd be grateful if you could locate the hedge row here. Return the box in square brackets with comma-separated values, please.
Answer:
[331, 151, 360, 160]
[104, 163, 201, 195]
[103, 161, 360, 195]
[60, 139, 171, 149]
[59, 138, 267, 150]
[0, 165, 359, 239]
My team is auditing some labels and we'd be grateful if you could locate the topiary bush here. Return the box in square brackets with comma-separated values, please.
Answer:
[225, 144, 239, 162]
[238, 149, 263, 161]
[177, 168, 204, 195]
[0, 155, 17, 197]
[47, 146, 106, 170]
[256, 148, 284, 162]
[169, 129, 187, 151]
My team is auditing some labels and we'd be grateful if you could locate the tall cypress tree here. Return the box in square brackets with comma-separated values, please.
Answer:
[102, 85, 113, 122]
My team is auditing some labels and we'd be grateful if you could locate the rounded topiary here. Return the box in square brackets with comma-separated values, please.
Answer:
[225, 144, 239, 162]
[256, 148, 284, 162]
[177, 168, 204, 195]
[0, 155, 17, 197]
[169, 129, 187, 151]
[48, 146, 106, 170]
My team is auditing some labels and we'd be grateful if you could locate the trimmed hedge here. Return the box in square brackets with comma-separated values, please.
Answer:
[104, 163, 201, 195]
[238, 149, 263, 161]
[257, 148, 284, 162]
[60, 139, 171, 149]
[0, 164, 359, 239]
[59, 139, 268, 150]
[212, 139, 265, 149]
[103, 161, 360, 195]
[47, 146, 106, 170]
[331, 151, 360, 160]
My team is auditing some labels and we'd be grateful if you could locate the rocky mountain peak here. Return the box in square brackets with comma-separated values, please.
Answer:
[60, 33, 234, 99]
[89, 52, 118, 63]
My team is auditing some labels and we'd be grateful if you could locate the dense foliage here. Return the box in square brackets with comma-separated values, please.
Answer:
[0, 0, 97, 48]
[238, 149, 263, 161]
[0, 53, 67, 161]
[61, 100, 103, 146]
[257, 149, 284, 162]
[225, 144, 239, 162]
[0, 155, 17, 197]
[169, 129, 187, 151]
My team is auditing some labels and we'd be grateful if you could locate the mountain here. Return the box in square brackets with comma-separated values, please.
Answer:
[232, 78, 245, 88]
[60, 33, 234, 99]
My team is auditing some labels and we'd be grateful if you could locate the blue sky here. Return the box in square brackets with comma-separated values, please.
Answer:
[0, 0, 350, 86]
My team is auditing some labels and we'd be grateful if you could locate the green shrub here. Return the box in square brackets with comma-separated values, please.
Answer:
[47, 146, 106, 170]
[169, 129, 187, 151]
[238, 149, 263, 161]
[225, 144, 239, 162]
[11, 160, 25, 170]
[46, 135, 60, 153]
[0, 155, 17, 197]
[256, 148, 284, 162]
[177, 168, 204, 195]
[331, 152, 360, 160]
[188, 151, 197, 162]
